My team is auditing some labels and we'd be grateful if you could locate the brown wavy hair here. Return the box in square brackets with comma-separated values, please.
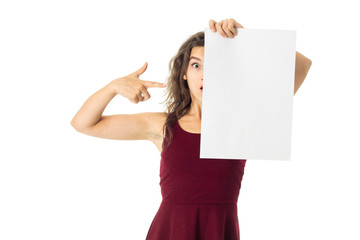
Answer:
[159, 31, 204, 151]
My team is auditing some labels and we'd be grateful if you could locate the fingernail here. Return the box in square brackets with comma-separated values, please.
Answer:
[163, 83, 167, 86]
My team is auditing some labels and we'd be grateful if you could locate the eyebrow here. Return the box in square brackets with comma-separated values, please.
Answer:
[189, 56, 203, 61]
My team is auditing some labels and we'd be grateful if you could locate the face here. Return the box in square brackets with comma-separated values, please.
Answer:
[183, 46, 204, 101]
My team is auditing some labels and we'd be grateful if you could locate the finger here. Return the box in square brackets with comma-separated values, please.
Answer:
[223, 19, 235, 38]
[134, 62, 148, 77]
[137, 92, 144, 102]
[222, 19, 233, 38]
[135, 89, 145, 103]
[209, 19, 217, 32]
[131, 88, 144, 103]
[139, 85, 151, 101]
[130, 96, 139, 104]
[228, 25, 237, 37]
[143, 80, 167, 88]
[229, 18, 244, 29]
[215, 22, 227, 38]
[235, 21, 244, 28]
[227, 19, 238, 36]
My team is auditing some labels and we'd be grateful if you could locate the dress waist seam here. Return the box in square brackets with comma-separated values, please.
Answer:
[162, 200, 237, 205]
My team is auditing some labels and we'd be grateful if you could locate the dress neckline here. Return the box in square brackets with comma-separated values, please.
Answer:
[176, 120, 201, 135]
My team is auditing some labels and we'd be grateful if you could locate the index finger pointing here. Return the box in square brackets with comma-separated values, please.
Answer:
[144, 81, 167, 88]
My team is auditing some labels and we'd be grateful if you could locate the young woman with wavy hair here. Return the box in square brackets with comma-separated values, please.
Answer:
[71, 18, 312, 239]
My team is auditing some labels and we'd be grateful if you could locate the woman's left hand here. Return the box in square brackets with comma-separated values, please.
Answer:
[209, 18, 244, 38]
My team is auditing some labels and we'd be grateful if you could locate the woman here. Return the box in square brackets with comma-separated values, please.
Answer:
[71, 18, 312, 240]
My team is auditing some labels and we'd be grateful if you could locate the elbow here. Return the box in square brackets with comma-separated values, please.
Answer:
[70, 121, 79, 131]
[306, 58, 312, 71]
[70, 118, 82, 132]
[304, 59, 312, 77]
[70, 119, 95, 133]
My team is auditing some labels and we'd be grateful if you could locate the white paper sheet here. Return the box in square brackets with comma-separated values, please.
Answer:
[200, 28, 297, 161]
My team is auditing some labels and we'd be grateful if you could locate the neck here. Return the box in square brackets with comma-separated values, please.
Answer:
[188, 99, 202, 121]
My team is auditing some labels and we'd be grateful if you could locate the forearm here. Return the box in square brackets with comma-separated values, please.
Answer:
[70, 82, 117, 131]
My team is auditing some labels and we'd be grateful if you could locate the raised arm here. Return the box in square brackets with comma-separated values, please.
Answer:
[70, 62, 166, 140]
[209, 18, 313, 95]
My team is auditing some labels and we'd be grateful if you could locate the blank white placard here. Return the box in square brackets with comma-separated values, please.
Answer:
[200, 27, 296, 161]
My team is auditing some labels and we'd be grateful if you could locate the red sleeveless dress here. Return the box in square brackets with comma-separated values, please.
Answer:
[146, 120, 247, 240]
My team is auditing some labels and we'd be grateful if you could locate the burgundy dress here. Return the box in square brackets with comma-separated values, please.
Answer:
[146, 120, 247, 240]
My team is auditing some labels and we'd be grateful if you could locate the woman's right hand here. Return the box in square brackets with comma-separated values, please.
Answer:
[109, 62, 167, 104]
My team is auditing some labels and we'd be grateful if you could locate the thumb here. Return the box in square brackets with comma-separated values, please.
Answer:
[134, 62, 148, 77]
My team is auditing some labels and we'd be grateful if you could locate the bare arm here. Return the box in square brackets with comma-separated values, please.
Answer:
[70, 82, 157, 141]
[208, 19, 313, 95]
[70, 62, 166, 140]
[70, 82, 117, 131]
[294, 51, 312, 95]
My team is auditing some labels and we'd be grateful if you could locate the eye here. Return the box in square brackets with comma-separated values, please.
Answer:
[191, 63, 200, 69]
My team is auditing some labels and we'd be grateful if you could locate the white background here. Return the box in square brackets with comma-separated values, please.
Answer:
[1, 0, 359, 239]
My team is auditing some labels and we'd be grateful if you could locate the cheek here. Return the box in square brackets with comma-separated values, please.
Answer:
[188, 68, 201, 77]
